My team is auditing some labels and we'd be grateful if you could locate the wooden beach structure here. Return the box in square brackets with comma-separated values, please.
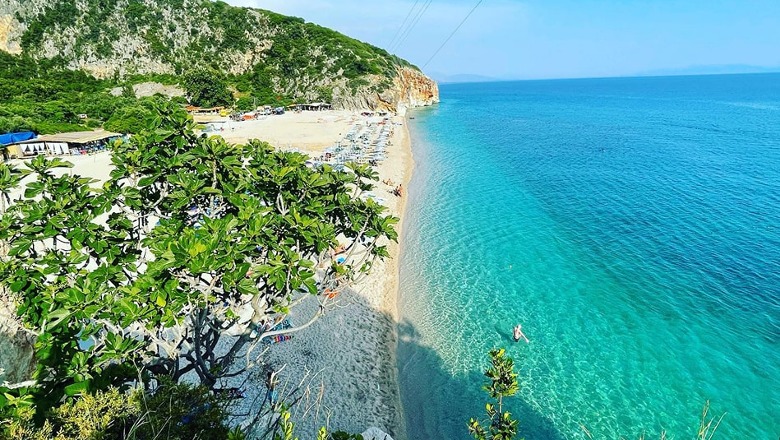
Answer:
[3, 130, 121, 158]
[287, 102, 333, 112]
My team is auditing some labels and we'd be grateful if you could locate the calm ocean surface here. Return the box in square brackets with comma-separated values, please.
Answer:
[398, 74, 780, 439]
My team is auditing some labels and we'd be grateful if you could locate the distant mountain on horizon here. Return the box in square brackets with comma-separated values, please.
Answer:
[432, 66, 780, 85]
[636, 64, 780, 77]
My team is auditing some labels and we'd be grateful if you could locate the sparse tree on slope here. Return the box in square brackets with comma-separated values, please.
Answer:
[183, 68, 234, 108]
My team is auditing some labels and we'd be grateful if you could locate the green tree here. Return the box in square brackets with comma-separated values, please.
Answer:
[235, 96, 256, 112]
[103, 104, 154, 134]
[0, 103, 397, 424]
[183, 69, 233, 107]
[468, 349, 520, 440]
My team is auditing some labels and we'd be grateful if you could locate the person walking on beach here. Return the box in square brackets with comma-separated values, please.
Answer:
[266, 369, 280, 408]
[513, 324, 529, 343]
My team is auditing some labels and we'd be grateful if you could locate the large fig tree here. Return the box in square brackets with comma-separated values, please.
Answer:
[0, 104, 397, 418]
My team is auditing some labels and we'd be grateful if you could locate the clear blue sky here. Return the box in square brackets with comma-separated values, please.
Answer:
[226, 0, 780, 80]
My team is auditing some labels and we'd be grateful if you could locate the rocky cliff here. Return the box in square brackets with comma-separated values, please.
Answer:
[390, 67, 441, 113]
[336, 67, 440, 113]
[0, 292, 35, 386]
[0, 0, 438, 110]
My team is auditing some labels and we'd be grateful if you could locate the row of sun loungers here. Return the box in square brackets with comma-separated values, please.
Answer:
[312, 117, 397, 170]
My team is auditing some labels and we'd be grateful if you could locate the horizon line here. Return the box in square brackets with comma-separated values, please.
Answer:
[435, 70, 780, 84]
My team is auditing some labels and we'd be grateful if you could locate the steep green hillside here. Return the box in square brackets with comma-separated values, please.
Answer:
[2, 0, 425, 108]
[0, 51, 178, 134]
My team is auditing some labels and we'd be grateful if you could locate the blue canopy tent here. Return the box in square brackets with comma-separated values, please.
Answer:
[1, 131, 37, 160]
[0, 131, 36, 146]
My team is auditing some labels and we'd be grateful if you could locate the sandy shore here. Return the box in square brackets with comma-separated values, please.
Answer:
[5, 110, 412, 439]
[256, 112, 411, 439]
[202, 110, 361, 155]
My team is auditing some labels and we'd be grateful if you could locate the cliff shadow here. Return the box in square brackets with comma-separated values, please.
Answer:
[395, 318, 566, 440]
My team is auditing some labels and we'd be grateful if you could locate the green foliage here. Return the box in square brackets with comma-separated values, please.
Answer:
[121, 84, 135, 99]
[103, 98, 159, 134]
[0, 52, 104, 133]
[267, 407, 362, 440]
[19, 0, 79, 51]
[0, 103, 397, 426]
[468, 349, 520, 440]
[235, 96, 257, 112]
[4, 382, 241, 440]
[329, 432, 364, 440]
[5, 387, 137, 440]
[131, 379, 236, 440]
[0, 52, 183, 135]
[183, 69, 233, 107]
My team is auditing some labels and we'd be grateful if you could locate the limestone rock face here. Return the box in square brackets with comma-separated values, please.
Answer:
[109, 82, 186, 98]
[0, 296, 35, 385]
[0, 0, 28, 55]
[389, 66, 440, 113]
[337, 67, 439, 112]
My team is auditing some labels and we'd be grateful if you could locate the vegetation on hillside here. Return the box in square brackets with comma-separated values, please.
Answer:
[0, 0, 430, 136]
[11, 0, 417, 108]
[183, 69, 233, 108]
[0, 52, 182, 135]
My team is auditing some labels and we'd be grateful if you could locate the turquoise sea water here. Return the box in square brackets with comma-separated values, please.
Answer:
[397, 74, 780, 439]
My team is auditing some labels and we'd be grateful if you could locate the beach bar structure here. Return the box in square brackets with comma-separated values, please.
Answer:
[9, 130, 121, 157]
[186, 106, 227, 116]
[288, 102, 333, 112]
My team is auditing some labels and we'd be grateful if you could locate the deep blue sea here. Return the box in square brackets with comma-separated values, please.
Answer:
[398, 74, 780, 440]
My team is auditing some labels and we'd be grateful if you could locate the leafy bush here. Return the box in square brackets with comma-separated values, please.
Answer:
[468, 349, 519, 440]
[183, 68, 233, 107]
[103, 104, 154, 134]
[5, 388, 137, 440]
[4, 382, 241, 440]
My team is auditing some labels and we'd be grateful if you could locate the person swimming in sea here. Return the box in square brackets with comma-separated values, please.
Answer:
[513, 324, 529, 343]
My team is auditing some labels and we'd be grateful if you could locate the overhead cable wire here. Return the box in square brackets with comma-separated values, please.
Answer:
[423, 0, 484, 69]
[388, 0, 422, 50]
[391, 0, 434, 53]
[392, 0, 433, 52]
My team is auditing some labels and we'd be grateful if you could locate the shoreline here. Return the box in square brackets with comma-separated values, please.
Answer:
[381, 114, 414, 440]
[258, 110, 415, 438]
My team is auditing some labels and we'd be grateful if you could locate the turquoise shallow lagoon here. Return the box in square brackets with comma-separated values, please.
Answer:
[398, 74, 780, 439]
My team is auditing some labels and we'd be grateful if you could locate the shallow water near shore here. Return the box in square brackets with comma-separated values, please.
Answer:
[398, 73, 780, 439]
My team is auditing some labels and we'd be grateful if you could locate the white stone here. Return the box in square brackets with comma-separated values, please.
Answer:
[361, 427, 394, 440]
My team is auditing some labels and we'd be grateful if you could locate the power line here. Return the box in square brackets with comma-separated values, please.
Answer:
[388, 0, 422, 50]
[423, 0, 484, 69]
[393, 0, 433, 52]
[391, 0, 433, 53]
